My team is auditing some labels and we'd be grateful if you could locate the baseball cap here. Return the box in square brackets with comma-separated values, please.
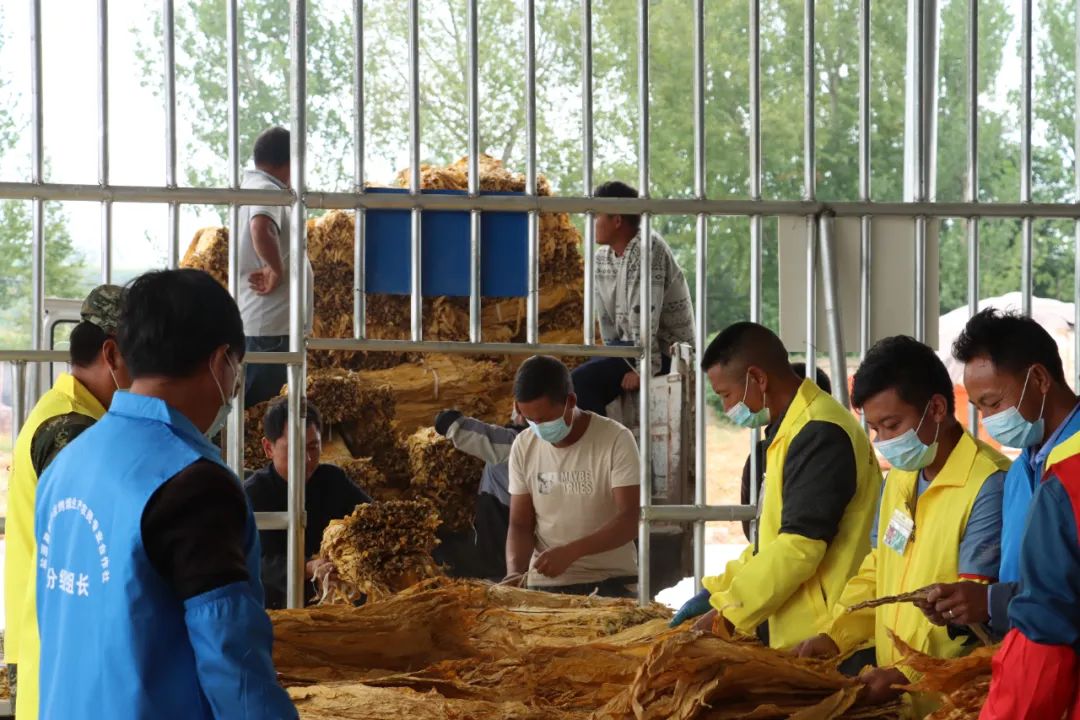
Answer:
[80, 284, 126, 335]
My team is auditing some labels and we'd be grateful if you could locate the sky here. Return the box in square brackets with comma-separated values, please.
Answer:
[0, 0, 1031, 285]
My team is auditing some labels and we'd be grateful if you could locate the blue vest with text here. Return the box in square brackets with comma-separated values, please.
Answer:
[34, 392, 270, 718]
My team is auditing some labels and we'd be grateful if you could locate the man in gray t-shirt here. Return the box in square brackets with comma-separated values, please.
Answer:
[238, 126, 314, 408]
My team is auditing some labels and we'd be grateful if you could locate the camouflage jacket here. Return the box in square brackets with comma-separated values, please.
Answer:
[30, 412, 97, 477]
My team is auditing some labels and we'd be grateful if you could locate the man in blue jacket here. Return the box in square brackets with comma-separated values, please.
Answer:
[921, 309, 1080, 638]
[979, 452, 1080, 719]
[34, 269, 297, 719]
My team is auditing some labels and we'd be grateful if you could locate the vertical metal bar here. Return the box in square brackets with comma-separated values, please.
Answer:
[803, 0, 815, 202]
[967, 0, 980, 432]
[914, 216, 927, 342]
[749, 0, 762, 318]
[858, 0, 871, 362]
[525, 0, 539, 345]
[804, 0, 817, 373]
[819, 214, 849, 407]
[287, 0, 309, 610]
[582, 0, 595, 346]
[468, 0, 481, 344]
[164, 0, 179, 269]
[1074, 0, 1080, 392]
[353, 0, 367, 340]
[98, 0, 112, 284]
[30, 0, 44, 382]
[806, 217, 818, 374]
[226, 0, 242, 476]
[1020, 0, 1033, 316]
[911, 0, 928, 342]
[12, 363, 27, 443]
[409, 0, 422, 342]
[637, 0, 652, 607]
[691, 0, 707, 592]
[747, 0, 764, 543]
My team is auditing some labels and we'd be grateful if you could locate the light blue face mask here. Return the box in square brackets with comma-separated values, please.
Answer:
[981, 367, 1046, 449]
[874, 401, 939, 471]
[726, 373, 771, 429]
[528, 402, 573, 444]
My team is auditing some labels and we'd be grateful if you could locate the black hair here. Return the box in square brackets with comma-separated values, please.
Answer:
[253, 126, 290, 168]
[118, 269, 245, 379]
[790, 362, 833, 396]
[263, 396, 322, 443]
[68, 321, 108, 368]
[514, 355, 574, 405]
[702, 322, 790, 374]
[852, 335, 955, 414]
[594, 180, 641, 230]
[952, 308, 1065, 384]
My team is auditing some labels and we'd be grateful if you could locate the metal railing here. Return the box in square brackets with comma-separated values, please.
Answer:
[5, 0, 1080, 610]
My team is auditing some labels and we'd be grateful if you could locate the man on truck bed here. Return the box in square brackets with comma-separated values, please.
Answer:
[571, 180, 695, 416]
[673, 322, 882, 651]
[506, 355, 640, 597]
[238, 125, 314, 408]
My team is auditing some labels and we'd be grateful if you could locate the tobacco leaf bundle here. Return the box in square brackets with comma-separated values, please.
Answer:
[179, 226, 229, 288]
[897, 635, 996, 720]
[845, 586, 933, 613]
[594, 632, 903, 720]
[243, 400, 271, 470]
[406, 427, 485, 532]
[318, 499, 443, 602]
[297, 368, 395, 426]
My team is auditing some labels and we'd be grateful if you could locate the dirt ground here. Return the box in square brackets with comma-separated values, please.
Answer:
[703, 410, 753, 546]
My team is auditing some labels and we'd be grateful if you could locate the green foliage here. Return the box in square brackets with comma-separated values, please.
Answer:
[0, 17, 88, 349]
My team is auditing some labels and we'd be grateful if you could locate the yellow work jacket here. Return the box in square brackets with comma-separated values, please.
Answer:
[4, 374, 105, 720]
[828, 431, 1009, 715]
[703, 380, 883, 650]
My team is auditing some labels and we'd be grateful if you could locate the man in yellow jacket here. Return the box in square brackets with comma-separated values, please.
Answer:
[683, 322, 882, 651]
[793, 336, 1009, 714]
[4, 285, 129, 719]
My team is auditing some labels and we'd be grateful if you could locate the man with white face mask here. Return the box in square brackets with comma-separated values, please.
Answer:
[33, 269, 296, 719]
[4, 284, 129, 720]
[505, 355, 641, 597]
[792, 336, 1009, 712]
[922, 309, 1080, 638]
[674, 322, 882, 652]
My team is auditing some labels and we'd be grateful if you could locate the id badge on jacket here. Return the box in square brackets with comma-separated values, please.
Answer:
[882, 508, 915, 555]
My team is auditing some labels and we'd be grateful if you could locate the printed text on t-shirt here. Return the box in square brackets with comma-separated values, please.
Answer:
[537, 470, 595, 496]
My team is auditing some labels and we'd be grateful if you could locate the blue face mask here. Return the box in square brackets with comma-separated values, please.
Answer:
[726, 373, 771, 429]
[874, 401, 939, 471]
[528, 402, 573, 444]
[981, 367, 1046, 449]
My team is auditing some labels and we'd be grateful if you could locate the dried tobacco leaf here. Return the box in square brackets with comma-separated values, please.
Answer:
[318, 499, 443, 602]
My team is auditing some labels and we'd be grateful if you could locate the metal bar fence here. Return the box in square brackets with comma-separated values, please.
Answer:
[10, 0, 1080, 610]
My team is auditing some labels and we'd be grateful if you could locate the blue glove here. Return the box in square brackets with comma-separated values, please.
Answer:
[670, 588, 713, 628]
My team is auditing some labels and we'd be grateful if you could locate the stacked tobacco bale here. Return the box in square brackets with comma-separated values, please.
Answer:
[318, 499, 442, 602]
[406, 427, 486, 532]
[244, 401, 270, 470]
[293, 368, 410, 483]
[306, 154, 586, 370]
[180, 226, 229, 288]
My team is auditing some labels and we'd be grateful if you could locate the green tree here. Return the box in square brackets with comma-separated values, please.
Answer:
[0, 13, 87, 348]
[134, 0, 1073, 335]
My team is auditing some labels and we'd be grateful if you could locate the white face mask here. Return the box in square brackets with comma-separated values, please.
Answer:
[206, 354, 240, 438]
